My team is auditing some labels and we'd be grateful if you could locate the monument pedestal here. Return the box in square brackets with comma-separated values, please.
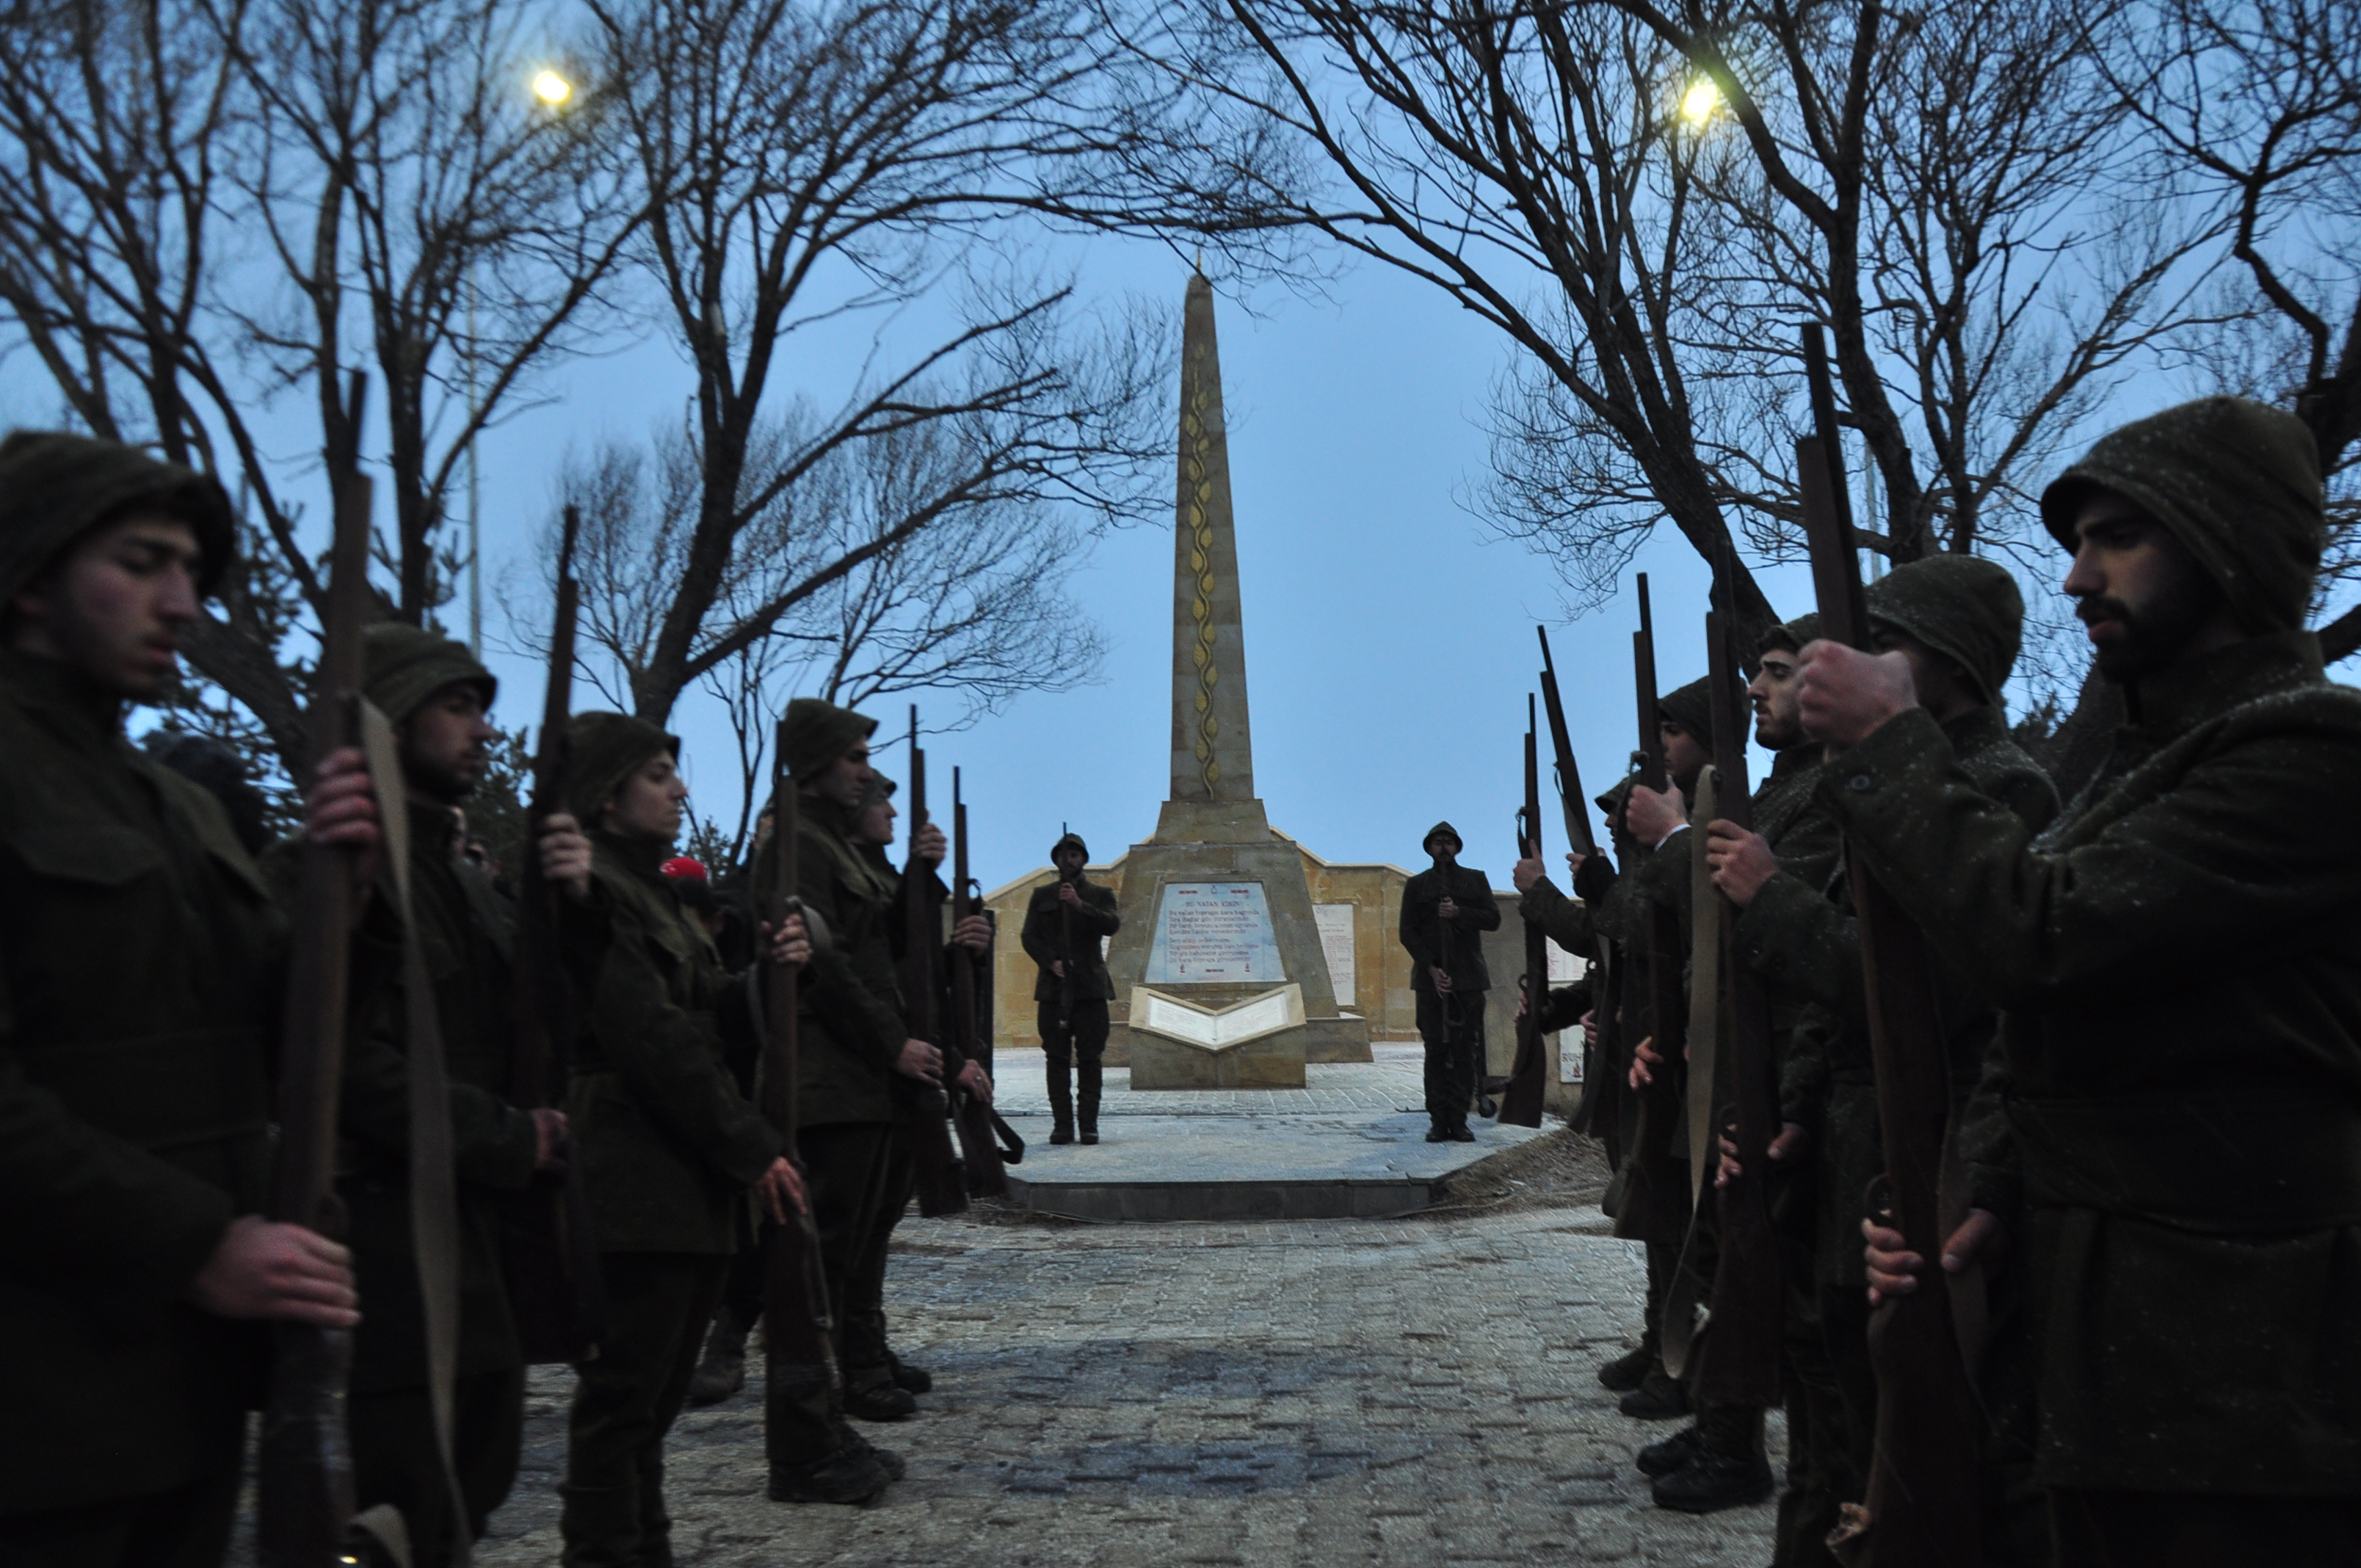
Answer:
[1125, 983, 1308, 1089]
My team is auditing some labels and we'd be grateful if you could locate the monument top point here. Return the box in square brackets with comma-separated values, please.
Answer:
[1166, 272, 1258, 821]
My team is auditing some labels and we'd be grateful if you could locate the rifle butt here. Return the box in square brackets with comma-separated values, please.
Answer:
[255, 1323, 359, 1568]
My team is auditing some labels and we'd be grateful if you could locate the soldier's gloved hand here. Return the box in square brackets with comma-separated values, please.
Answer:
[1705, 821, 1777, 907]
[188, 1216, 360, 1328]
[1623, 783, 1687, 847]
[1863, 1208, 2001, 1305]
[897, 1038, 944, 1084]
[538, 812, 593, 901]
[755, 1156, 808, 1223]
[910, 821, 948, 870]
[951, 913, 992, 954]
[530, 1107, 568, 1171]
[1799, 639, 1918, 748]
[956, 1059, 994, 1105]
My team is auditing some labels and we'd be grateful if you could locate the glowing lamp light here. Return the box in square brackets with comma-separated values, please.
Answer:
[532, 69, 573, 106]
[1681, 78, 1720, 123]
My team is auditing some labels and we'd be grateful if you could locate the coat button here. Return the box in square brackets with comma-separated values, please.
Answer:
[1848, 774, 1874, 791]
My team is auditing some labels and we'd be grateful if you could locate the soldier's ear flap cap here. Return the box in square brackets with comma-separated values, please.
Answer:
[782, 697, 879, 781]
[2041, 396, 2323, 633]
[0, 429, 236, 609]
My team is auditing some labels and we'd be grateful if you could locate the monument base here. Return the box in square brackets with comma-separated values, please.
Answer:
[1122, 984, 1308, 1089]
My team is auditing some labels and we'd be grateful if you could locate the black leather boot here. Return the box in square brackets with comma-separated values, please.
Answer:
[1047, 1052, 1074, 1144]
[1078, 1053, 1102, 1144]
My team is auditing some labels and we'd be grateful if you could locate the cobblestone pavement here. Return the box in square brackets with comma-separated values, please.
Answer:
[989, 1043, 1432, 1119]
[474, 1197, 1782, 1567]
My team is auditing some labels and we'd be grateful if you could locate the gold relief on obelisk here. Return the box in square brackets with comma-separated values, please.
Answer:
[1180, 339, 1222, 794]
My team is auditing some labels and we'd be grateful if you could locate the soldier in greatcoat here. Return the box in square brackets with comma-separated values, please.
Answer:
[1019, 831, 1121, 1144]
[0, 431, 378, 1566]
[1399, 822, 1502, 1141]
[1811, 397, 2361, 1564]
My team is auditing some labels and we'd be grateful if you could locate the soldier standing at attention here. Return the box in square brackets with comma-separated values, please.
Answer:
[1021, 831, 1121, 1145]
[341, 624, 597, 1566]
[1399, 822, 1502, 1143]
[1810, 398, 2361, 1565]
[0, 431, 377, 1566]
[556, 714, 808, 1568]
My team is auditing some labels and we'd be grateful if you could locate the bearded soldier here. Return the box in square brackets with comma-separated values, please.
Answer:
[0, 432, 377, 1565]
[1399, 822, 1502, 1141]
[337, 625, 597, 1565]
[554, 714, 807, 1567]
[1020, 831, 1121, 1145]
[1807, 398, 2361, 1564]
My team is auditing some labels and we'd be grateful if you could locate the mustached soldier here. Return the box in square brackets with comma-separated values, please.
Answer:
[1020, 831, 1120, 1144]
[1813, 398, 2361, 1564]
[0, 432, 378, 1564]
[339, 625, 595, 1565]
[1399, 822, 1502, 1142]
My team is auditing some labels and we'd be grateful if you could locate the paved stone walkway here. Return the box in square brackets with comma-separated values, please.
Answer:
[989, 1043, 1432, 1118]
[474, 1200, 1782, 1566]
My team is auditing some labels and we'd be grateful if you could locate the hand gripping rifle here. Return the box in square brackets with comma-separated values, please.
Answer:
[947, 771, 1023, 1195]
[504, 504, 610, 1366]
[1498, 697, 1551, 1128]
[1685, 583, 1784, 1407]
[256, 373, 372, 1567]
[1799, 324, 1983, 1568]
[759, 725, 844, 1434]
[902, 709, 969, 1218]
[1538, 627, 1618, 1136]
[1610, 573, 1694, 1249]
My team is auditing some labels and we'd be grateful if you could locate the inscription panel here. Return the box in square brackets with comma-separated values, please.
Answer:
[1145, 881, 1285, 984]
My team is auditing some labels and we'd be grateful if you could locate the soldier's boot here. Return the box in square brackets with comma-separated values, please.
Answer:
[842, 1367, 918, 1422]
[1078, 1055, 1102, 1144]
[637, 1473, 675, 1568]
[768, 1443, 894, 1505]
[1618, 1362, 1689, 1420]
[686, 1305, 750, 1407]
[1636, 1423, 1707, 1476]
[887, 1351, 933, 1394]
[1048, 1053, 1075, 1144]
[558, 1484, 641, 1568]
[1650, 1403, 1771, 1514]
[830, 1415, 907, 1481]
[1597, 1343, 1654, 1392]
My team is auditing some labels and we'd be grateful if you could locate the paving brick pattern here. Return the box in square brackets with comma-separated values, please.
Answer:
[990, 1044, 1432, 1119]
[474, 1205, 1781, 1567]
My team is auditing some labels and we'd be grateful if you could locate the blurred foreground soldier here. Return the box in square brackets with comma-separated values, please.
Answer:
[0, 431, 375, 1567]
[340, 625, 592, 1566]
[147, 731, 273, 856]
[763, 699, 950, 1503]
[1398, 822, 1501, 1141]
[1809, 399, 2361, 1566]
[1020, 831, 1120, 1144]
[556, 714, 808, 1567]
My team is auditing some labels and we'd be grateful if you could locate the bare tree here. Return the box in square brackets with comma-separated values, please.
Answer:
[0, 0, 634, 767]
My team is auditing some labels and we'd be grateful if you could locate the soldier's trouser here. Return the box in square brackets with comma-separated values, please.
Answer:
[717, 1229, 767, 1332]
[1040, 998, 1109, 1130]
[767, 1121, 900, 1467]
[562, 1252, 729, 1568]
[1774, 1296, 1846, 1568]
[2048, 1489, 2361, 1567]
[352, 1365, 528, 1566]
[0, 1399, 243, 1568]
[1818, 1281, 1878, 1503]
[1415, 991, 1486, 1129]
[840, 1124, 918, 1387]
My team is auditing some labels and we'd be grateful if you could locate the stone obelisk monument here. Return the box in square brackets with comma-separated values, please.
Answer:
[1103, 273, 1373, 1087]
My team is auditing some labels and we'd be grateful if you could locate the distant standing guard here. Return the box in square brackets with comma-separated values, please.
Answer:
[1399, 823, 1501, 1142]
[1020, 832, 1121, 1144]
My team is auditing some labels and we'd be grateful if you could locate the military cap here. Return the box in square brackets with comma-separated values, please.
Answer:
[565, 711, 679, 825]
[0, 429, 236, 609]
[1757, 611, 1821, 656]
[2040, 396, 2323, 634]
[1865, 553, 2024, 705]
[780, 696, 879, 782]
[362, 622, 496, 725]
[1658, 675, 1716, 741]
[1050, 830, 1088, 863]
[1422, 821, 1462, 853]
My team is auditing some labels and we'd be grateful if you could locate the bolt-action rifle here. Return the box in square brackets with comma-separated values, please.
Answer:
[1498, 697, 1550, 1128]
[504, 504, 609, 1367]
[256, 373, 374, 1567]
[1685, 584, 1784, 1406]
[947, 770, 1023, 1195]
[759, 724, 843, 1433]
[1799, 324, 1982, 1568]
[1537, 628, 1617, 1135]
[1611, 574, 1693, 1249]
[1056, 820, 1076, 1039]
[902, 710, 969, 1218]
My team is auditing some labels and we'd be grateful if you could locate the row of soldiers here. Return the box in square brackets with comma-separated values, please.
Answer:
[1507, 395, 2361, 1566]
[0, 430, 1008, 1567]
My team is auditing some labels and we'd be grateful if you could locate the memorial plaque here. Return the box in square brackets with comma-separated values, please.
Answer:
[1145, 881, 1286, 984]
[1313, 904, 1357, 1006]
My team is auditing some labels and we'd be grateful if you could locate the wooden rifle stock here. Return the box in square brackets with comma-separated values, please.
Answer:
[1538, 627, 1617, 1133]
[256, 373, 372, 1567]
[946, 771, 1015, 1196]
[1613, 576, 1692, 1246]
[902, 711, 968, 1217]
[1498, 697, 1549, 1127]
[760, 725, 841, 1418]
[1800, 324, 1982, 1568]
[504, 504, 609, 1366]
[1689, 600, 1784, 1406]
